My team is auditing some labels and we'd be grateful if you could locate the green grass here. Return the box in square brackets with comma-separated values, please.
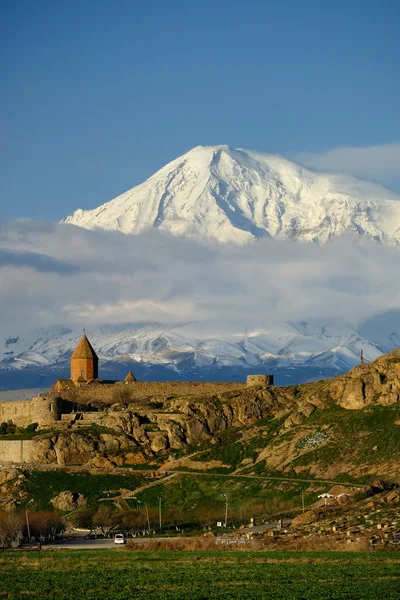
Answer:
[0, 429, 58, 440]
[195, 417, 284, 473]
[232, 403, 400, 484]
[22, 471, 150, 511]
[72, 424, 121, 438]
[0, 550, 400, 599]
[135, 473, 321, 521]
[286, 403, 400, 481]
[17, 469, 324, 527]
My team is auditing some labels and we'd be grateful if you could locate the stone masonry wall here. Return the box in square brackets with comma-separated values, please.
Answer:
[246, 374, 274, 387]
[0, 440, 34, 463]
[56, 381, 247, 405]
[0, 400, 31, 427]
[0, 396, 65, 428]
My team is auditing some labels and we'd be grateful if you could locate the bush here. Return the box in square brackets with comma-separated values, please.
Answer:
[25, 423, 39, 433]
[0, 421, 16, 435]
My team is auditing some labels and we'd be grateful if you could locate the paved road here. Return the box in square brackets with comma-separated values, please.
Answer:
[46, 536, 129, 550]
[44, 523, 293, 550]
[45, 536, 177, 550]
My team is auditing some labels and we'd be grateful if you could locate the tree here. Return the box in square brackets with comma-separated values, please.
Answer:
[0, 511, 23, 548]
[28, 511, 65, 539]
[165, 506, 185, 529]
[93, 505, 114, 535]
[69, 507, 93, 530]
[112, 385, 132, 409]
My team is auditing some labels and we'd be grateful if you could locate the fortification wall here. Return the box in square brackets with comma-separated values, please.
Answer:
[1, 399, 33, 428]
[0, 440, 34, 463]
[0, 396, 66, 428]
[56, 381, 247, 405]
[246, 374, 274, 387]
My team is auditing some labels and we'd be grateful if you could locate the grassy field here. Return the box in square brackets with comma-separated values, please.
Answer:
[1, 550, 400, 599]
[21, 471, 150, 511]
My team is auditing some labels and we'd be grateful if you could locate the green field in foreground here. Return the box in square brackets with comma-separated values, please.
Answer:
[1, 550, 400, 599]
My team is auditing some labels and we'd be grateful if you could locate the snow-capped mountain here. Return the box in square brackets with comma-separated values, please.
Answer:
[63, 145, 400, 245]
[0, 320, 383, 390]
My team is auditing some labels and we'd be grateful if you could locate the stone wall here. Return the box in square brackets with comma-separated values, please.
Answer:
[246, 374, 274, 387]
[0, 399, 31, 427]
[0, 440, 34, 463]
[56, 381, 247, 405]
[0, 396, 70, 428]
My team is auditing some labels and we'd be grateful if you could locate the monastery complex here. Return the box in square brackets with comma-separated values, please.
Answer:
[0, 334, 274, 431]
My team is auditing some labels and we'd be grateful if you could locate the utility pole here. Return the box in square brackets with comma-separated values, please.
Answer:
[25, 499, 33, 542]
[360, 349, 364, 365]
[221, 493, 228, 528]
[130, 496, 150, 533]
[145, 503, 150, 531]
[158, 496, 162, 534]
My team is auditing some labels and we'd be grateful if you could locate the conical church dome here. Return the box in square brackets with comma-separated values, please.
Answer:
[124, 370, 137, 383]
[71, 334, 98, 360]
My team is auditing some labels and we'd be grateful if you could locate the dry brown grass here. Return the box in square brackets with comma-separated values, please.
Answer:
[287, 536, 372, 552]
[126, 535, 377, 553]
[127, 537, 218, 551]
[127, 537, 265, 552]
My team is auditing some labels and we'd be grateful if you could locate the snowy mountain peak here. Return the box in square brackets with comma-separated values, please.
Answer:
[63, 145, 400, 245]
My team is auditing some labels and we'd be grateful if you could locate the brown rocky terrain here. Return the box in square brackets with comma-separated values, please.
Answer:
[3, 349, 400, 498]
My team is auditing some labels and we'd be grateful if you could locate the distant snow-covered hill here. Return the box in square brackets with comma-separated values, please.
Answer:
[0, 320, 383, 389]
[63, 145, 400, 245]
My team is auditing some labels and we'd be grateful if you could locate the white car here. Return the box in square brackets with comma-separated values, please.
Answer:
[114, 534, 126, 545]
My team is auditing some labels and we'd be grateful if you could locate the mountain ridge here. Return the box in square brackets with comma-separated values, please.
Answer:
[0, 319, 383, 389]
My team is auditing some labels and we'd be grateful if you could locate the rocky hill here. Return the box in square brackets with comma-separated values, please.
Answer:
[3, 350, 400, 525]
[3, 349, 400, 479]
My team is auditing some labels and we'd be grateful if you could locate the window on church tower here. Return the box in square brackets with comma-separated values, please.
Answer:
[81, 370, 85, 378]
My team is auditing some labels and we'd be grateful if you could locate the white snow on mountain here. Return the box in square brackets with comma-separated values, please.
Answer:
[63, 145, 400, 245]
[0, 320, 382, 380]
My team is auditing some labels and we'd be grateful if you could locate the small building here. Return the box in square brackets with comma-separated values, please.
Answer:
[124, 370, 137, 384]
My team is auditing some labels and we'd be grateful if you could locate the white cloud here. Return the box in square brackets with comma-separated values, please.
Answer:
[1, 220, 400, 344]
[294, 144, 400, 189]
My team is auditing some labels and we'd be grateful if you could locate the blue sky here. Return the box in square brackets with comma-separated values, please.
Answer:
[1, 0, 399, 220]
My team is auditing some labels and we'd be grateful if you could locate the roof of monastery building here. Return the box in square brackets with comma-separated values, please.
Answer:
[71, 334, 98, 361]
[124, 370, 137, 383]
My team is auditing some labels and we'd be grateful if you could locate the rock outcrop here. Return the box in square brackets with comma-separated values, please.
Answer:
[51, 491, 87, 511]
[3, 349, 400, 471]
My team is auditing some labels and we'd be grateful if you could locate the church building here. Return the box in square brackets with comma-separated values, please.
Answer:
[70, 333, 99, 382]
[53, 333, 135, 391]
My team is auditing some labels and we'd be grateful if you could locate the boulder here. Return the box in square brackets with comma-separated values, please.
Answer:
[284, 412, 305, 428]
[340, 381, 367, 410]
[384, 490, 400, 504]
[364, 480, 398, 498]
[150, 432, 169, 453]
[124, 451, 147, 465]
[51, 491, 87, 511]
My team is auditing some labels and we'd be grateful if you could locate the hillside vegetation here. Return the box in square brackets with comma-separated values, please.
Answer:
[2, 350, 400, 526]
